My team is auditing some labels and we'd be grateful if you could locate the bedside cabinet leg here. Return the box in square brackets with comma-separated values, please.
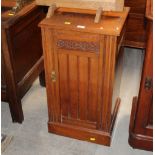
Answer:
[39, 71, 46, 87]
[8, 98, 24, 123]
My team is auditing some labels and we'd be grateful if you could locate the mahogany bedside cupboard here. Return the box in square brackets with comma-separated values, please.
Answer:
[1, 2, 46, 123]
[39, 8, 129, 146]
[128, 0, 153, 151]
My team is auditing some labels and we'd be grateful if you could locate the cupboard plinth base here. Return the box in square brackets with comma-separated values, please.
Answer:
[48, 99, 120, 146]
[129, 132, 153, 151]
[128, 97, 153, 151]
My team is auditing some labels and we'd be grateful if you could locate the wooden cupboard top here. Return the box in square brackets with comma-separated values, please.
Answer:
[39, 7, 129, 36]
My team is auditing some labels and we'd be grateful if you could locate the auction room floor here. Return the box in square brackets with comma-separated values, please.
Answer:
[1, 48, 153, 155]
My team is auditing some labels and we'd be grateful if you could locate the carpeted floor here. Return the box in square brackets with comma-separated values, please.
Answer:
[1, 48, 153, 155]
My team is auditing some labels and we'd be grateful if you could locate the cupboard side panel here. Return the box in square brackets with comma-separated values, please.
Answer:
[101, 36, 117, 132]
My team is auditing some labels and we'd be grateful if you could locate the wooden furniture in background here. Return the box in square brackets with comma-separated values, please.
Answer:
[124, 0, 146, 48]
[128, 0, 153, 151]
[39, 7, 129, 146]
[1, 2, 45, 123]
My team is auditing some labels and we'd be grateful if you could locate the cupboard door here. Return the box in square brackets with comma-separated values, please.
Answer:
[53, 30, 100, 129]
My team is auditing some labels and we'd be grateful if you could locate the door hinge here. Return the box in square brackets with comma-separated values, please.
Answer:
[51, 71, 56, 82]
[144, 77, 152, 90]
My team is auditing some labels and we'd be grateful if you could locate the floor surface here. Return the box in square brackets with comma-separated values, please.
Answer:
[1, 48, 153, 155]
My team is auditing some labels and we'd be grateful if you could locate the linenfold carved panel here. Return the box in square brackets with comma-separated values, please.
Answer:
[57, 39, 99, 53]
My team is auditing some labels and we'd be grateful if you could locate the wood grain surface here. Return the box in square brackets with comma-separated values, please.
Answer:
[36, 0, 124, 11]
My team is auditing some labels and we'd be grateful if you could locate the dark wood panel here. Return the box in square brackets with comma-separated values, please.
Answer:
[128, 1, 153, 150]
[125, 14, 146, 48]
[1, 2, 45, 123]
[1, 51, 6, 90]
[125, 0, 146, 14]
[134, 19, 153, 136]
[148, 99, 153, 125]
[124, 0, 146, 48]
[12, 15, 43, 83]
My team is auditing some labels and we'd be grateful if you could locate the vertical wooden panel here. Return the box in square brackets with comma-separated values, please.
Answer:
[148, 99, 153, 125]
[96, 36, 104, 129]
[68, 55, 78, 118]
[101, 36, 117, 132]
[58, 53, 69, 117]
[87, 58, 98, 122]
[42, 29, 56, 122]
[78, 57, 88, 120]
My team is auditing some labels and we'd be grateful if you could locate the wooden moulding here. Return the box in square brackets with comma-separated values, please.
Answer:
[128, 97, 153, 151]
[48, 98, 120, 146]
[36, 0, 124, 12]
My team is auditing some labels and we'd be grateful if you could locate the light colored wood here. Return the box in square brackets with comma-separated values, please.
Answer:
[57, 7, 127, 17]
[46, 4, 56, 18]
[36, 0, 124, 12]
[1, 135, 13, 153]
[94, 7, 103, 23]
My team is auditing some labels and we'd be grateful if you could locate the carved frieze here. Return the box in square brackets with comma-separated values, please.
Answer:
[57, 39, 99, 53]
